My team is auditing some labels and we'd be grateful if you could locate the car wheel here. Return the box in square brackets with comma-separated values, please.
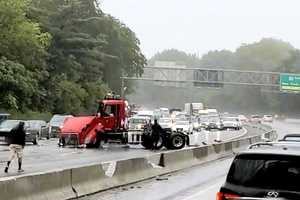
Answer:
[33, 139, 37, 145]
[87, 134, 102, 148]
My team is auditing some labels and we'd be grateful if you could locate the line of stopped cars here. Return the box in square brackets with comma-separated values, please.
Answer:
[0, 107, 274, 148]
[0, 113, 72, 145]
[127, 109, 254, 150]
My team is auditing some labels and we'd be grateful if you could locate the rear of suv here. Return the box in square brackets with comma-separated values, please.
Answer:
[217, 142, 300, 200]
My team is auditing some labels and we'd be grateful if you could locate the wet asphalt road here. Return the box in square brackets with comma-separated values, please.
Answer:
[0, 128, 245, 178]
[78, 119, 300, 200]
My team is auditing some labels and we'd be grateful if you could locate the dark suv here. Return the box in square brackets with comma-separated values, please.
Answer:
[217, 142, 300, 200]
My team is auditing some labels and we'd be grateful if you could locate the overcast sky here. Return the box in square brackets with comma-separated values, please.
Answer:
[101, 0, 300, 58]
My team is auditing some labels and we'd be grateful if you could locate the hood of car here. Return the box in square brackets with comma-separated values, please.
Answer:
[0, 128, 12, 133]
[173, 125, 189, 130]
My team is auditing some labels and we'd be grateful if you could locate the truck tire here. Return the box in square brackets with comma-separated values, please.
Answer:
[141, 140, 152, 149]
[168, 134, 185, 149]
[87, 134, 102, 148]
[58, 137, 66, 147]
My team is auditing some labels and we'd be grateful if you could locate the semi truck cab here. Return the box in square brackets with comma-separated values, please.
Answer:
[59, 95, 128, 147]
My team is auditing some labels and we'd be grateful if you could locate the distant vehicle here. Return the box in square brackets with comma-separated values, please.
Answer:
[192, 117, 201, 131]
[217, 142, 300, 199]
[136, 110, 154, 121]
[207, 109, 218, 115]
[49, 114, 73, 138]
[128, 116, 150, 130]
[169, 108, 181, 114]
[221, 117, 242, 130]
[0, 120, 39, 144]
[198, 109, 209, 116]
[174, 112, 188, 121]
[206, 121, 223, 131]
[159, 118, 173, 129]
[238, 115, 248, 123]
[199, 116, 210, 128]
[159, 108, 170, 117]
[250, 115, 262, 123]
[127, 116, 150, 144]
[263, 115, 273, 123]
[26, 120, 48, 139]
[205, 116, 223, 131]
[184, 103, 204, 116]
[0, 113, 10, 123]
[172, 120, 193, 134]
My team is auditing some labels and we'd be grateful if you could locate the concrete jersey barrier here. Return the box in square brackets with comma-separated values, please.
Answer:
[0, 126, 276, 200]
[0, 169, 74, 200]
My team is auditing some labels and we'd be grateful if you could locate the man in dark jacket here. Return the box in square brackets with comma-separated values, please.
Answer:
[4, 121, 26, 173]
[151, 119, 163, 150]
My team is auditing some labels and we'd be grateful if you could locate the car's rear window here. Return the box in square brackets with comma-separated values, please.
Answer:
[227, 154, 300, 191]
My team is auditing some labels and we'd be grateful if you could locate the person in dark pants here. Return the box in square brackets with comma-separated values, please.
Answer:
[4, 121, 26, 173]
[151, 119, 163, 150]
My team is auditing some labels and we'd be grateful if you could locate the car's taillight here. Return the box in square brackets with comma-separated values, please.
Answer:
[216, 192, 240, 200]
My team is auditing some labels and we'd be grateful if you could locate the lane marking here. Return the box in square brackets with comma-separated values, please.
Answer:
[180, 181, 223, 200]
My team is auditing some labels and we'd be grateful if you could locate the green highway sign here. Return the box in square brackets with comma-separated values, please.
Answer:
[280, 74, 300, 92]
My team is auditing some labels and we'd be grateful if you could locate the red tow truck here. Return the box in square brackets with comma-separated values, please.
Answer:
[59, 94, 189, 149]
[59, 94, 128, 147]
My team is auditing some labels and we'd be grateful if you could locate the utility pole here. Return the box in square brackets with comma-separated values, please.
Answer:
[121, 77, 125, 99]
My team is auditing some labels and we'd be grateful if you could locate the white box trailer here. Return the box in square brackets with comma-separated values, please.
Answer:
[184, 103, 204, 116]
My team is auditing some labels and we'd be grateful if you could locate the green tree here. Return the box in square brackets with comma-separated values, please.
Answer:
[279, 49, 300, 73]
[27, 0, 146, 113]
[0, 57, 37, 111]
[148, 49, 201, 67]
[0, 0, 50, 111]
[235, 38, 294, 71]
[54, 80, 88, 114]
[200, 50, 236, 68]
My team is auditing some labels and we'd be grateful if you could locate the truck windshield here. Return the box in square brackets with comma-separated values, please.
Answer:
[227, 154, 300, 191]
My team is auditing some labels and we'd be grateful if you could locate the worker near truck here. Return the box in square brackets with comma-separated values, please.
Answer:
[4, 121, 26, 173]
[151, 119, 163, 150]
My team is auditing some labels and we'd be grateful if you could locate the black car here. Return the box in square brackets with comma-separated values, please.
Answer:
[217, 142, 300, 200]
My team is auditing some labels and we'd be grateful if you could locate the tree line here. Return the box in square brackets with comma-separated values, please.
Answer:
[144, 38, 300, 114]
[0, 0, 146, 115]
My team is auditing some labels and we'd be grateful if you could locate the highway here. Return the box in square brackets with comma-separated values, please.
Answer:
[79, 119, 300, 200]
[0, 127, 246, 178]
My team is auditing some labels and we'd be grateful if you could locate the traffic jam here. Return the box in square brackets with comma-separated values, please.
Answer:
[0, 94, 270, 151]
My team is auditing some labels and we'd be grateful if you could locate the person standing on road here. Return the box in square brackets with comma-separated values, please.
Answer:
[151, 119, 162, 150]
[4, 121, 26, 173]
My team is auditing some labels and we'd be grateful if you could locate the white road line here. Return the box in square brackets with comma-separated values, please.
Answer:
[181, 181, 222, 200]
